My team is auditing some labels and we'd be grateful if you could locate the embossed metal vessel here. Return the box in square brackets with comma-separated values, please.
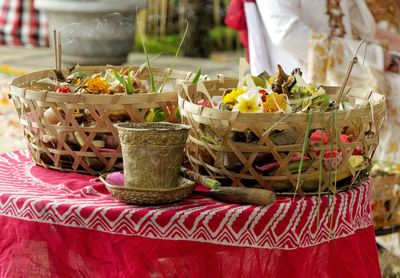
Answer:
[115, 122, 191, 189]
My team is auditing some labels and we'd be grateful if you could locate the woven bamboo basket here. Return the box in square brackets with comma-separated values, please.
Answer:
[9, 65, 204, 175]
[179, 79, 386, 195]
[372, 175, 400, 229]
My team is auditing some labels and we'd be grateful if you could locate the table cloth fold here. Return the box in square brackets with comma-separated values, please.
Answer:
[0, 150, 380, 277]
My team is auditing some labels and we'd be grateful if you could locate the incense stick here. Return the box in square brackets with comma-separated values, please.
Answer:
[334, 39, 367, 108]
[53, 29, 58, 71]
[52, 30, 65, 81]
[57, 32, 62, 72]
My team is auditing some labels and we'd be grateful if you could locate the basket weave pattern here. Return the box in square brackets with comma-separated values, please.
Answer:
[179, 79, 386, 195]
[9, 66, 199, 175]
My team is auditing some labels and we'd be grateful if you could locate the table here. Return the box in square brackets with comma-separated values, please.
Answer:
[0, 151, 381, 277]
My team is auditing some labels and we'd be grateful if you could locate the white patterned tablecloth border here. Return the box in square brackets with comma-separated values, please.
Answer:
[0, 150, 373, 249]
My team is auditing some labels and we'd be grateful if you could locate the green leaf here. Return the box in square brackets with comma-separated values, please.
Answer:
[126, 69, 134, 94]
[251, 76, 266, 88]
[112, 71, 127, 88]
[327, 110, 339, 236]
[261, 112, 292, 137]
[153, 109, 166, 122]
[158, 21, 189, 93]
[317, 111, 325, 227]
[136, 13, 156, 93]
[175, 108, 181, 121]
[192, 68, 202, 84]
[294, 110, 314, 199]
[138, 53, 163, 74]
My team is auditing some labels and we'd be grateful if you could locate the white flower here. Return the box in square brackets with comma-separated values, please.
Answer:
[232, 90, 263, 113]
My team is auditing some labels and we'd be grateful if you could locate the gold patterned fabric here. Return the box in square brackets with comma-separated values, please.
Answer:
[366, 0, 400, 33]
[327, 0, 346, 37]
[308, 32, 400, 162]
[307, 0, 400, 164]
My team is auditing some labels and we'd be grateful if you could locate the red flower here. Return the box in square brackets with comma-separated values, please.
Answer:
[258, 89, 267, 102]
[309, 130, 351, 158]
[339, 134, 350, 144]
[53, 87, 70, 93]
[310, 130, 329, 145]
[323, 149, 338, 158]
[310, 130, 350, 145]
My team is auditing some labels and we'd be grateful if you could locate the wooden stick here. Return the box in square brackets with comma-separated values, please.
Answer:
[335, 39, 367, 108]
[57, 31, 62, 72]
[53, 29, 58, 71]
[334, 56, 357, 108]
[194, 187, 276, 206]
[180, 167, 276, 206]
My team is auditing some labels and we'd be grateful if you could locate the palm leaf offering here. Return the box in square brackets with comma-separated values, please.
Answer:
[10, 62, 205, 175]
[180, 61, 385, 195]
[216, 65, 331, 114]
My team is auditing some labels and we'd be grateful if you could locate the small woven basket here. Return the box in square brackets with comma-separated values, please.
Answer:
[179, 79, 386, 195]
[372, 175, 400, 229]
[9, 65, 203, 175]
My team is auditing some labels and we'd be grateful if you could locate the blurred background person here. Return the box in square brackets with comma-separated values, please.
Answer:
[245, 0, 400, 76]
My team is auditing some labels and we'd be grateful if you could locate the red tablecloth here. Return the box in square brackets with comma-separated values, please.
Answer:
[0, 151, 380, 277]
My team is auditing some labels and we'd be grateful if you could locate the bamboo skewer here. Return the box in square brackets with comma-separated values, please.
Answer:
[334, 56, 357, 108]
[53, 30, 58, 71]
[58, 32, 62, 72]
[334, 39, 367, 108]
[53, 29, 65, 81]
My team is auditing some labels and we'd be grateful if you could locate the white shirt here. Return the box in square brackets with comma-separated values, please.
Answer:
[247, 0, 382, 76]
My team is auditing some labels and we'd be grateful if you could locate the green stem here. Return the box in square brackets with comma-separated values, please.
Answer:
[261, 112, 292, 137]
[158, 21, 189, 93]
[327, 110, 337, 239]
[136, 13, 156, 93]
[317, 111, 325, 227]
[192, 68, 202, 84]
[294, 110, 314, 199]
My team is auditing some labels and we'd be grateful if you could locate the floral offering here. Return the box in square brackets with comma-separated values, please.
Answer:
[211, 65, 330, 114]
[180, 61, 385, 195]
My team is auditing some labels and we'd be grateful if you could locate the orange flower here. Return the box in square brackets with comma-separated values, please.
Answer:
[263, 92, 286, 112]
[86, 76, 109, 94]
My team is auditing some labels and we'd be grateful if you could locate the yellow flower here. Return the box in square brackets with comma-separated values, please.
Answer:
[263, 92, 286, 112]
[232, 92, 262, 113]
[222, 88, 246, 104]
[86, 76, 109, 94]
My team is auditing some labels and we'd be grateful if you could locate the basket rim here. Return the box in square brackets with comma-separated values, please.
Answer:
[9, 86, 179, 104]
[9, 65, 203, 104]
[179, 83, 386, 122]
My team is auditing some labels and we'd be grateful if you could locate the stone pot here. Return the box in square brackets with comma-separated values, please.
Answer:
[35, 0, 147, 65]
[115, 122, 191, 189]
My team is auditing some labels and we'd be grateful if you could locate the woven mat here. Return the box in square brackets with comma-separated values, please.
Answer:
[0, 66, 26, 153]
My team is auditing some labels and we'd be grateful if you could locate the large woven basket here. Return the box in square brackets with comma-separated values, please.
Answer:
[372, 175, 400, 229]
[179, 79, 386, 195]
[9, 65, 203, 175]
